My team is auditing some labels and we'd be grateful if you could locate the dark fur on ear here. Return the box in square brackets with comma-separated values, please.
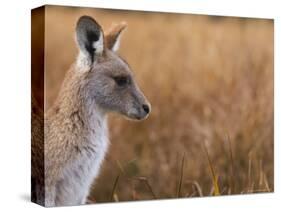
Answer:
[76, 16, 104, 63]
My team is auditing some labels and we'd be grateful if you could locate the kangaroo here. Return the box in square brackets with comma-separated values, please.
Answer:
[38, 16, 150, 207]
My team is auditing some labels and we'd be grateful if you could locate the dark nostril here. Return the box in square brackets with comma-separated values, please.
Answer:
[142, 104, 150, 114]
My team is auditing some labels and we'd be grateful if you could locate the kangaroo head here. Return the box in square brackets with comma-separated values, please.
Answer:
[75, 16, 150, 120]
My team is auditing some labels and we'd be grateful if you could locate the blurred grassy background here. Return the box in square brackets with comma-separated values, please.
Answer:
[44, 5, 273, 202]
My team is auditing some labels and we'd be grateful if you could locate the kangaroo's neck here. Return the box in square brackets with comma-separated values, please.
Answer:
[49, 67, 108, 143]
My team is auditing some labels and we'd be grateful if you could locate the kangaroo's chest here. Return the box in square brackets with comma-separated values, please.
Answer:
[56, 125, 109, 205]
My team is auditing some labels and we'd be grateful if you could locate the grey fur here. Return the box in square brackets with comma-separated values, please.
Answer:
[41, 16, 150, 207]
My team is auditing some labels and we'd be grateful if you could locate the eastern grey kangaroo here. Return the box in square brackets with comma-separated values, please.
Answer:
[34, 15, 150, 207]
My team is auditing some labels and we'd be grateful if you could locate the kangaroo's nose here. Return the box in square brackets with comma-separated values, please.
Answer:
[142, 104, 150, 114]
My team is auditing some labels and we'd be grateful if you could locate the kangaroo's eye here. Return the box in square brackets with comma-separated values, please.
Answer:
[113, 76, 130, 87]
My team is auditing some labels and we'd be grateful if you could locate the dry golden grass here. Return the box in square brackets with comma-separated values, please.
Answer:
[43, 6, 274, 202]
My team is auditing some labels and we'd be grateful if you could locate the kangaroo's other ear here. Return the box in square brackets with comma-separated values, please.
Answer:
[105, 22, 127, 52]
[76, 16, 104, 65]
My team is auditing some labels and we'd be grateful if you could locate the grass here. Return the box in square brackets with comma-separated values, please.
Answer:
[202, 141, 220, 196]
[110, 174, 120, 202]
[39, 6, 274, 203]
[226, 132, 235, 193]
[177, 153, 185, 198]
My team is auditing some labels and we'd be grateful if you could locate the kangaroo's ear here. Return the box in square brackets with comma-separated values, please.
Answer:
[76, 16, 104, 65]
[105, 22, 127, 52]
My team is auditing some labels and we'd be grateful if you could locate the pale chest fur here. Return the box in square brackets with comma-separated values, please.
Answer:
[57, 127, 109, 206]
[46, 109, 110, 206]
